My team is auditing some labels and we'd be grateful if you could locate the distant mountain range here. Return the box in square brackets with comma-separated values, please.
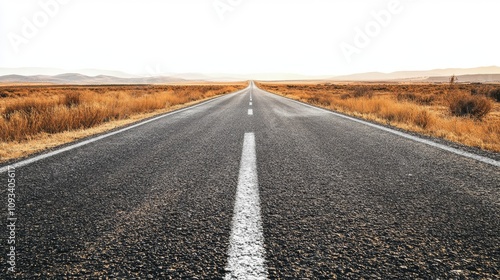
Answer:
[0, 66, 499, 84]
[0, 68, 139, 78]
[0, 73, 185, 85]
[423, 74, 500, 83]
[330, 66, 500, 82]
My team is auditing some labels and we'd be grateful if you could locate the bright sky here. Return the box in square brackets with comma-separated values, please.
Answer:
[0, 0, 498, 78]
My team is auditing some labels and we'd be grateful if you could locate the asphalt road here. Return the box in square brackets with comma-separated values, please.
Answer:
[1, 82, 499, 279]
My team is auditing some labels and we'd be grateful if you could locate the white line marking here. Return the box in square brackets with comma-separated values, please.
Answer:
[270, 91, 500, 167]
[225, 133, 267, 280]
[248, 109, 253, 115]
[0, 86, 251, 174]
[249, 102, 252, 106]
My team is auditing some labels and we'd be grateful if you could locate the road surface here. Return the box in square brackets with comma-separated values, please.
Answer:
[1, 82, 499, 279]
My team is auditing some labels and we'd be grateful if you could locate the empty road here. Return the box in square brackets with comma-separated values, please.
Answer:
[1, 82, 499, 279]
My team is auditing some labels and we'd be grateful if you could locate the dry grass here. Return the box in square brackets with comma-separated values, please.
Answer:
[256, 82, 500, 152]
[0, 83, 247, 162]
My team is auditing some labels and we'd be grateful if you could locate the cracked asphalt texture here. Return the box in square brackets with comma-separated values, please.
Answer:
[1, 83, 499, 279]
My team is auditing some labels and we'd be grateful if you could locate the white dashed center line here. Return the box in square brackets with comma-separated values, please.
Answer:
[225, 133, 267, 280]
[249, 102, 252, 106]
[248, 109, 253, 115]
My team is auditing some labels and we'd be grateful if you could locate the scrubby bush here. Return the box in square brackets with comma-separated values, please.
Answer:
[397, 92, 435, 105]
[2, 99, 56, 120]
[340, 93, 351, 100]
[413, 110, 434, 129]
[488, 88, 500, 102]
[448, 93, 492, 119]
[352, 86, 373, 98]
[63, 92, 82, 107]
[470, 86, 500, 102]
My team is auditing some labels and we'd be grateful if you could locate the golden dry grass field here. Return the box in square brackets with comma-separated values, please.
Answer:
[0, 83, 247, 162]
[256, 82, 500, 152]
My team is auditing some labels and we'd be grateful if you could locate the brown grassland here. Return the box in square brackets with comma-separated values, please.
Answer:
[256, 82, 500, 152]
[0, 83, 247, 162]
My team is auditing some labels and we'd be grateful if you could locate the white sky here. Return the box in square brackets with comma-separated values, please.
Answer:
[0, 0, 498, 78]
